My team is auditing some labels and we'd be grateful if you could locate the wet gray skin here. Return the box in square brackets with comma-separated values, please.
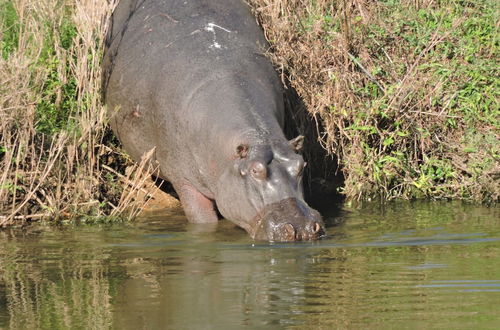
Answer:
[251, 198, 324, 241]
[102, 0, 325, 241]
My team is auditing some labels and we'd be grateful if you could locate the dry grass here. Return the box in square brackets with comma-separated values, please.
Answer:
[250, 0, 499, 202]
[1, 0, 497, 228]
[0, 0, 159, 226]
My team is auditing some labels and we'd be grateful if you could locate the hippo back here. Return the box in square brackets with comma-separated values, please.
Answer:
[102, 0, 284, 188]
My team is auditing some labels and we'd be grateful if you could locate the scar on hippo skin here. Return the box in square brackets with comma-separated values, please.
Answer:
[144, 12, 179, 24]
[204, 22, 231, 49]
[204, 23, 231, 33]
[131, 105, 142, 118]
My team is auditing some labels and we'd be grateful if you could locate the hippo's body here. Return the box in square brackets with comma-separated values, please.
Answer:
[103, 0, 324, 241]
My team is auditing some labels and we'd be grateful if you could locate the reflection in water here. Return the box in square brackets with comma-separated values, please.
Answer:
[0, 202, 499, 329]
[0, 229, 114, 329]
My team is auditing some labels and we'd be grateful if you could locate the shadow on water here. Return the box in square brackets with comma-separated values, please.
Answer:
[0, 201, 499, 329]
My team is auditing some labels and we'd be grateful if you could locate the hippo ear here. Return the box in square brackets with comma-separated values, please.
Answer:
[236, 144, 249, 158]
[289, 135, 304, 152]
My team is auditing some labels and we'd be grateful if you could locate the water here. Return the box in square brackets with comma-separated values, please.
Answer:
[0, 201, 499, 329]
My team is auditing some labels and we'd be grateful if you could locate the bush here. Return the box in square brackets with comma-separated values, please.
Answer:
[0, 0, 155, 226]
[250, 0, 499, 202]
[1, 0, 496, 227]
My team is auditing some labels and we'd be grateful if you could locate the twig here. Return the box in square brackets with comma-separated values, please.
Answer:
[408, 110, 460, 118]
[107, 201, 118, 210]
[347, 52, 386, 93]
[371, 38, 394, 65]
[2, 135, 67, 226]
[101, 164, 153, 197]
[438, 91, 459, 116]
[0, 213, 49, 223]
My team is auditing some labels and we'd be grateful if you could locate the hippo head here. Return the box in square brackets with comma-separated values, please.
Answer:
[216, 135, 325, 242]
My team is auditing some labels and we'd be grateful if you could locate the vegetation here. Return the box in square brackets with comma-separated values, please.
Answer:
[0, 0, 158, 227]
[0, 0, 497, 226]
[250, 0, 499, 202]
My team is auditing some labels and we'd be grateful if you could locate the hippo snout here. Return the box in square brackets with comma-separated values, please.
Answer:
[251, 198, 325, 242]
[276, 220, 324, 241]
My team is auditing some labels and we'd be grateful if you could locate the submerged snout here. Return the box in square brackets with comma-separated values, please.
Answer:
[275, 220, 324, 241]
[251, 198, 325, 242]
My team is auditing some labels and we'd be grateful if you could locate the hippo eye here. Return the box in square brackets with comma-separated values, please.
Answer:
[236, 144, 248, 158]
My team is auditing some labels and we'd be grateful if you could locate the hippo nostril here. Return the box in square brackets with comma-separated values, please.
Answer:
[283, 223, 296, 240]
[250, 161, 267, 180]
[313, 222, 322, 234]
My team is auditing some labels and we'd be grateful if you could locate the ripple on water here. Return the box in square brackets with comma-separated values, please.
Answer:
[0, 201, 499, 329]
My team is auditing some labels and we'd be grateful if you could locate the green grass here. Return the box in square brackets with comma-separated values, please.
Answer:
[1, 0, 153, 225]
[356, 0, 499, 200]
[35, 8, 79, 135]
[252, 0, 499, 202]
[0, 1, 19, 59]
[1, 0, 498, 227]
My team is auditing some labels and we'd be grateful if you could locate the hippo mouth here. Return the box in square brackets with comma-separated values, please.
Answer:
[250, 198, 325, 242]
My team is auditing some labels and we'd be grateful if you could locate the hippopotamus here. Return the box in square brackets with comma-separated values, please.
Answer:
[102, 0, 325, 241]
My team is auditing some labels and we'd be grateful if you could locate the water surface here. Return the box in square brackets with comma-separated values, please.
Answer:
[0, 201, 499, 329]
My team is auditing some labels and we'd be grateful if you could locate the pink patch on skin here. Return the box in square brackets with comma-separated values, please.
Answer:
[176, 183, 218, 223]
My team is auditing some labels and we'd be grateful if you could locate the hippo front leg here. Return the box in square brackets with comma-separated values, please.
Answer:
[174, 183, 218, 223]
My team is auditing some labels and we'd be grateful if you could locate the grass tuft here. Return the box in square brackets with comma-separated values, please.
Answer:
[250, 0, 499, 202]
[1, 0, 497, 227]
[0, 0, 158, 226]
